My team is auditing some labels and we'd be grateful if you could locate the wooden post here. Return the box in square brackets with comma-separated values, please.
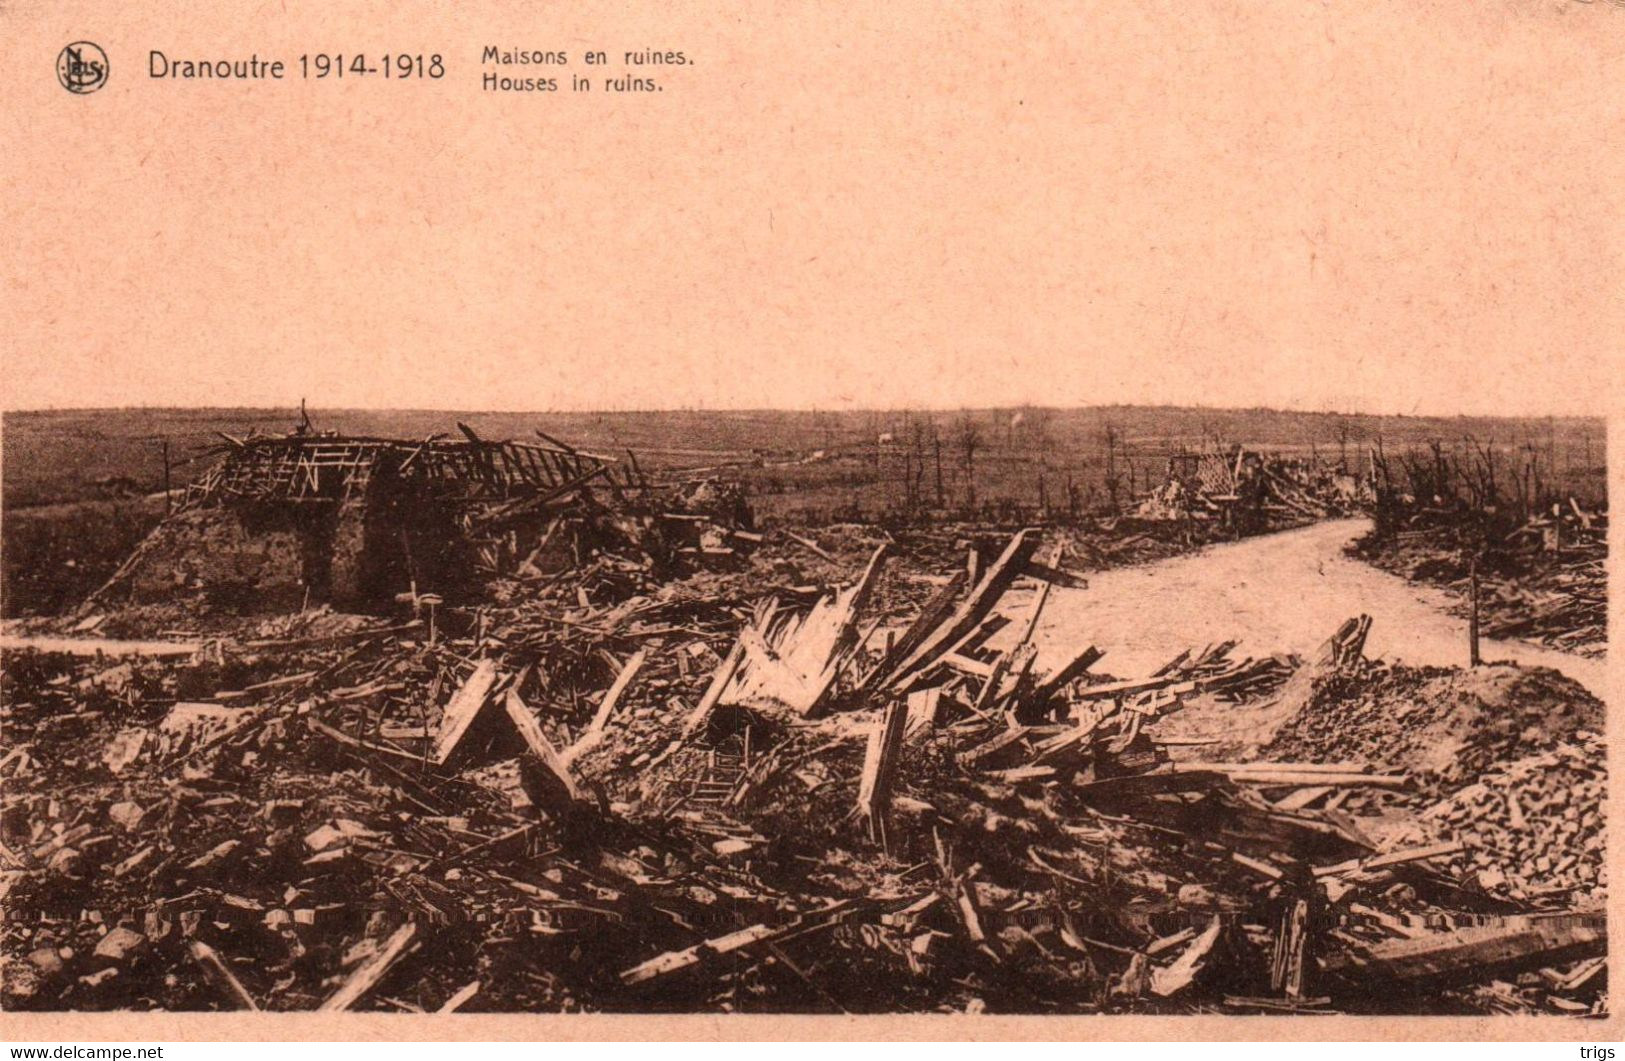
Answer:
[162, 438, 171, 515]
[1468, 558, 1481, 668]
[857, 700, 908, 850]
[1271, 897, 1311, 999]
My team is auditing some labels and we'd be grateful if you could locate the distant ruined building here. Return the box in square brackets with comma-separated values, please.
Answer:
[84, 423, 748, 614]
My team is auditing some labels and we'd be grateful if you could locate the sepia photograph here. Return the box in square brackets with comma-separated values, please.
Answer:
[0, 405, 1610, 1019]
[1, 0, 1619, 1043]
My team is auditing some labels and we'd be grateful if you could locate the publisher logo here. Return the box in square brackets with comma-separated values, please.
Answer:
[57, 42, 109, 94]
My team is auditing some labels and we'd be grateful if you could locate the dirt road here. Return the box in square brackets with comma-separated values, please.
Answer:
[1029, 518, 1605, 697]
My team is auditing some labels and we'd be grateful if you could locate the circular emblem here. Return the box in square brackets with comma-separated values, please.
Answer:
[57, 42, 109, 94]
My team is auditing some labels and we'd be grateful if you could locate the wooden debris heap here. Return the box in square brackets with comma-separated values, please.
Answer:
[0, 523, 1606, 1017]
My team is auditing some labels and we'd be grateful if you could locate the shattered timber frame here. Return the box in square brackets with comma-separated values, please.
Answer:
[185, 425, 649, 511]
[88, 423, 660, 611]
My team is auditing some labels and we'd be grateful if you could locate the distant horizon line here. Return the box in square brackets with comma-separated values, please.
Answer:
[0, 401, 1604, 422]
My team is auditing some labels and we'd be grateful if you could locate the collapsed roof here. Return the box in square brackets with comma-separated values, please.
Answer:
[84, 423, 751, 614]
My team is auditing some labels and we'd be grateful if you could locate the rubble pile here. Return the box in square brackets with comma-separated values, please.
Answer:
[0, 513, 1608, 1016]
[1135, 446, 1370, 530]
[1393, 737, 1606, 906]
[1352, 501, 1607, 659]
[1263, 663, 1604, 796]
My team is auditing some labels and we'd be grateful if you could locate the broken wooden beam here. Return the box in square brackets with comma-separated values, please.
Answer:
[1070, 672, 1188, 701]
[430, 659, 500, 765]
[785, 531, 837, 562]
[682, 637, 747, 738]
[1151, 915, 1223, 997]
[504, 688, 588, 817]
[622, 922, 778, 985]
[1180, 761, 1380, 776]
[1021, 559, 1088, 589]
[857, 570, 968, 692]
[1031, 645, 1104, 704]
[1271, 898, 1312, 1000]
[437, 981, 481, 1013]
[1324, 911, 1606, 984]
[307, 717, 425, 764]
[876, 529, 1041, 693]
[620, 902, 856, 986]
[1312, 840, 1464, 878]
[503, 689, 578, 799]
[1166, 765, 1408, 790]
[903, 687, 944, 739]
[584, 649, 646, 740]
[188, 940, 259, 1010]
[958, 723, 1033, 767]
[720, 544, 891, 717]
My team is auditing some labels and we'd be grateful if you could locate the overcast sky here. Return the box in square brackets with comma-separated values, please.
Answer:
[4, 1, 1621, 416]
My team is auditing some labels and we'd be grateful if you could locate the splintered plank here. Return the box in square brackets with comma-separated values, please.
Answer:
[1181, 761, 1379, 775]
[1009, 555, 1055, 651]
[1170, 765, 1408, 789]
[618, 904, 866, 988]
[437, 981, 481, 1013]
[1312, 841, 1463, 878]
[856, 701, 908, 847]
[904, 687, 943, 738]
[1273, 786, 1334, 811]
[431, 660, 500, 765]
[503, 689, 581, 804]
[1031, 645, 1104, 703]
[971, 651, 1014, 716]
[1271, 899, 1312, 999]
[1151, 914, 1223, 997]
[958, 724, 1033, 767]
[1021, 559, 1089, 588]
[586, 649, 646, 738]
[319, 922, 419, 1011]
[1029, 705, 1111, 765]
[720, 544, 891, 718]
[1070, 673, 1185, 700]
[802, 544, 891, 711]
[941, 652, 996, 679]
[621, 923, 779, 985]
[565, 650, 650, 763]
[875, 529, 1041, 692]
[956, 882, 987, 943]
[785, 531, 837, 562]
[858, 570, 967, 692]
[0, 635, 202, 658]
[682, 637, 747, 738]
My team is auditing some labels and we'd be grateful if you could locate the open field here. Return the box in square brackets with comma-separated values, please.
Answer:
[3, 405, 1606, 513]
[2, 406, 1604, 619]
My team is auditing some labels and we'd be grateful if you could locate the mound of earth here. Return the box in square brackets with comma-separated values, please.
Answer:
[1261, 662, 1603, 793]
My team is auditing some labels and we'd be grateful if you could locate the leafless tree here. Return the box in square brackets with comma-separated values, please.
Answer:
[954, 413, 983, 509]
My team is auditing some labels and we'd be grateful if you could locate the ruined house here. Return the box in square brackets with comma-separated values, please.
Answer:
[86, 426, 662, 612]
